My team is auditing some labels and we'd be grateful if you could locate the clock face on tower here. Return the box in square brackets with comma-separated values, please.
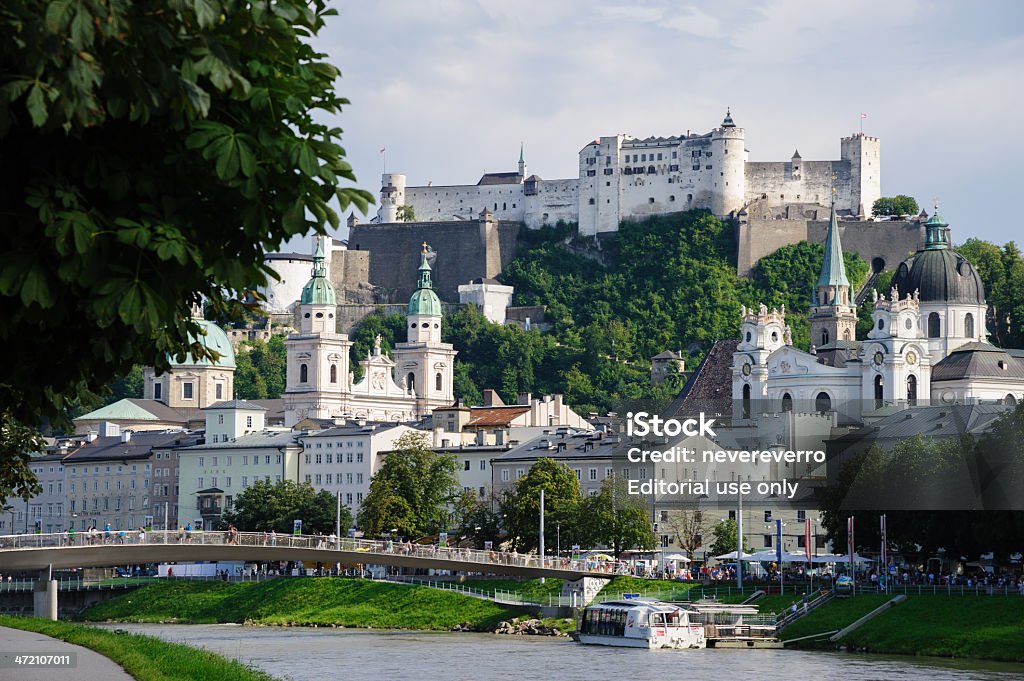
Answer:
[873, 351, 884, 366]
[906, 351, 917, 365]
[742, 362, 751, 376]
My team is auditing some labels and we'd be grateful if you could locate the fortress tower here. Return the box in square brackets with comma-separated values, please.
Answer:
[710, 109, 746, 216]
[840, 133, 880, 217]
[378, 173, 407, 223]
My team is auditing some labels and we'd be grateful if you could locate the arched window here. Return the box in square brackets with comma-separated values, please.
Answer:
[742, 383, 751, 419]
[843, 329, 852, 341]
[928, 312, 940, 338]
[299, 363, 308, 383]
[1005, 394, 1018, 406]
[407, 372, 416, 392]
[781, 393, 793, 412]
[821, 330, 830, 346]
[906, 375, 917, 406]
[815, 391, 831, 413]
[330, 364, 337, 383]
[435, 372, 443, 392]
[965, 313, 974, 338]
[874, 375, 884, 408]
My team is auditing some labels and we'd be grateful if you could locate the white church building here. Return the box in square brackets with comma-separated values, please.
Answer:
[282, 241, 456, 426]
[732, 201, 1024, 425]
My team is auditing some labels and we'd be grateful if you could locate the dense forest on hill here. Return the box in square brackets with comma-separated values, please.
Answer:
[100, 211, 1024, 416]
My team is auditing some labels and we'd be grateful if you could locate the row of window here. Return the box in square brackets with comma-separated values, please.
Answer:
[69, 464, 151, 475]
[152, 381, 225, 401]
[197, 475, 281, 488]
[304, 452, 365, 463]
[197, 454, 281, 467]
[70, 479, 148, 492]
[309, 441, 365, 449]
[303, 473, 363, 485]
[69, 497, 148, 512]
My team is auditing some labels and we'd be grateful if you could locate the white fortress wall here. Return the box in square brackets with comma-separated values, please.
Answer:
[404, 183, 527, 223]
[523, 178, 579, 227]
[745, 160, 855, 213]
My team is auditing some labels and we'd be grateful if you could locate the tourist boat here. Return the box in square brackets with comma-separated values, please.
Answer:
[575, 599, 706, 649]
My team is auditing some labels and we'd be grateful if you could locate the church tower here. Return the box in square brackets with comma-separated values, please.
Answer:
[518, 143, 527, 179]
[394, 244, 457, 414]
[282, 239, 352, 426]
[809, 196, 858, 359]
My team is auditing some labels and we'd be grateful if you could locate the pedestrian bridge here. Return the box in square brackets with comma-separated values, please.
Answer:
[0, 531, 604, 581]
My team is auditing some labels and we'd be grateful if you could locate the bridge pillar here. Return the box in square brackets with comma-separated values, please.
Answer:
[33, 568, 57, 620]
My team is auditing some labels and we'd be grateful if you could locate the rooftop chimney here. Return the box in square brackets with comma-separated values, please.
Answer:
[482, 389, 505, 407]
[120, 430, 132, 443]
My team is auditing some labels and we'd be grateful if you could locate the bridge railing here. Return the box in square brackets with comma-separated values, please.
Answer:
[0, 530, 605, 574]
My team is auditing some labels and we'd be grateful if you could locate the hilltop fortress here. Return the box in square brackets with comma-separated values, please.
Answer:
[378, 110, 878, 233]
[370, 111, 929, 280]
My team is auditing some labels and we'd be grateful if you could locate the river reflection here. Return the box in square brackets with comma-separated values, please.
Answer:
[95, 624, 1024, 681]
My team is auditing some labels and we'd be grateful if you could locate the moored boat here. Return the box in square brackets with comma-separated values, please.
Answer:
[575, 599, 706, 649]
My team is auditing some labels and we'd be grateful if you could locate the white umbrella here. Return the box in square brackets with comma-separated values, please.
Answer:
[664, 553, 691, 562]
[713, 551, 756, 561]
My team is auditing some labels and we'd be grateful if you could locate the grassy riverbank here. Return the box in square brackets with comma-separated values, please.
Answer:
[0, 615, 278, 681]
[781, 594, 1024, 663]
[80, 578, 528, 631]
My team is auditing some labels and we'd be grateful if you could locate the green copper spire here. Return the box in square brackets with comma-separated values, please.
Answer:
[817, 193, 850, 291]
[408, 242, 442, 316]
[924, 198, 951, 250]
[519, 142, 525, 165]
[300, 239, 337, 305]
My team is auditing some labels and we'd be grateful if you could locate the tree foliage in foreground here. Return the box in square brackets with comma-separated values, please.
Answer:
[357, 432, 459, 538]
[0, 0, 373, 503]
[223, 479, 352, 535]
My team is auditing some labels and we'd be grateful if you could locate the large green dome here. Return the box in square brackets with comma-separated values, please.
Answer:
[300, 241, 337, 306]
[170, 319, 236, 368]
[408, 247, 442, 316]
[891, 212, 985, 305]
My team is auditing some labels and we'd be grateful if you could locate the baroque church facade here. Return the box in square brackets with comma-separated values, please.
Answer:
[281, 241, 455, 426]
[732, 202, 1024, 424]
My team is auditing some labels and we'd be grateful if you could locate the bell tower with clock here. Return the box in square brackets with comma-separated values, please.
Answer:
[733, 302, 790, 423]
[861, 284, 931, 407]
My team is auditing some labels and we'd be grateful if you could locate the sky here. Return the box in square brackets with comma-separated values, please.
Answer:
[302, 0, 1024, 248]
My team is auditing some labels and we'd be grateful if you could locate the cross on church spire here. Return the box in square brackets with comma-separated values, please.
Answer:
[422, 241, 428, 254]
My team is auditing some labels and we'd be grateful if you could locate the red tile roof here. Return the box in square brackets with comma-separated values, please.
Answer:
[466, 406, 531, 427]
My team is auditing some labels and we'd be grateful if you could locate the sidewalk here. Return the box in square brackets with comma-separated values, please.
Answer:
[0, 625, 134, 681]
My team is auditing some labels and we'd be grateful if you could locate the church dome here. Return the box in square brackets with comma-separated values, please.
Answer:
[890, 211, 985, 305]
[170, 318, 236, 368]
[408, 245, 442, 316]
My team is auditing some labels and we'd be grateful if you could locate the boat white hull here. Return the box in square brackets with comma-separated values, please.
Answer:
[576, 633, 706, 650]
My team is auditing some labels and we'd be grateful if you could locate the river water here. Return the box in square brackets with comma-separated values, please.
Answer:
[96, 624, 1024, 681]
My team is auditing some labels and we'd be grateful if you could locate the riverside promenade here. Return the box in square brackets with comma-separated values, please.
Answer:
[0, 625, 132, 681]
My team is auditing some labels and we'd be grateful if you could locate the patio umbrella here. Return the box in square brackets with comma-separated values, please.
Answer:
[663, 554, 691, 562]
[713, 551, 756, 560]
